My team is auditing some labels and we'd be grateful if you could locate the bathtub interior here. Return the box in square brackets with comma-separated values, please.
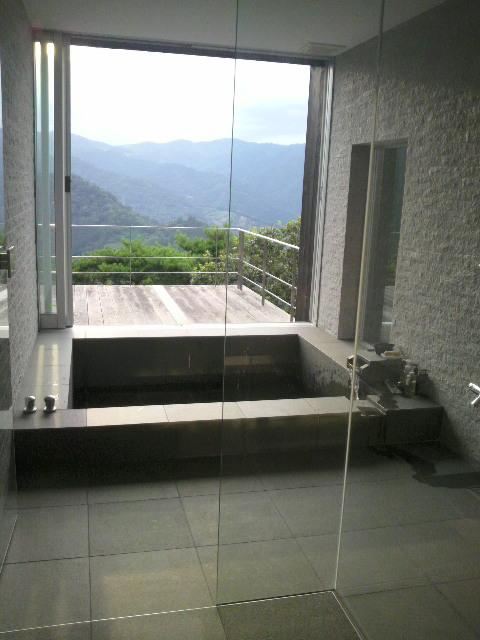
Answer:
[72, 335, 350, 409]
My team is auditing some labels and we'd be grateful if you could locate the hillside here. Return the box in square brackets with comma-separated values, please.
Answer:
[71, 135, 305, 227]
[71, 175, 204, 254]
[0, 131, 305, 240]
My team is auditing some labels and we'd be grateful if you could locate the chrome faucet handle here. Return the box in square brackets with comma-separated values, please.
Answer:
[43, 395, 57, 414]
[468, 383, 480, 408]
[23, 395, 37, 414]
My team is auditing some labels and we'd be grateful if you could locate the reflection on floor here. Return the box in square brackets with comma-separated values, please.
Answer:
[1, 443, 479, 638]
[0, 593, 358, 639]
[339, 443, 480, 640]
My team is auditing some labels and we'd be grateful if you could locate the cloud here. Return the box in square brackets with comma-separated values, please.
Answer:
[70, 47, 310, 146]
[234, 101, 308, 144]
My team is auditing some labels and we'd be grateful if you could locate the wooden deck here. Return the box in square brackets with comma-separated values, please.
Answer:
[73, 285, 291, 325]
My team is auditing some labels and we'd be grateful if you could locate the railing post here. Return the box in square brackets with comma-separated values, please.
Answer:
[289, 251, 298, 322]
[214, 227, 218, 287]
[237, 230, 244, 290]
[129, 226, 132, 286]
[261, 239, 268, 306]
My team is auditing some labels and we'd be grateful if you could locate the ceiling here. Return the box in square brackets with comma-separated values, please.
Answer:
[24, 0, 447, 57]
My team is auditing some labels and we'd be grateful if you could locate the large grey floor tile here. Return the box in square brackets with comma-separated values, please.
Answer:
[90, 548, 212, 619]
[346, 585, 477, 640]
[256, 450, 344, 490]
[88, 498, 193, 555]
[17, 467, 89, 493]
[182, 495, 219, 546]
[5, 623, 91, 639]
[174, 458, 220, 497]
[334, 527, 426, 594]
[219, 592, 358, 640]
[342, 482, 403, 530]
[436, 579, 480, 636]
[295, 534, 338, 590]
[343, 478, 480, 531]
[184, 491, 292, 547]
[270, 486, 343, 536]
[0, 558, 90, 632]
[175, 457, 263, 497]
[220, 456, 265, 494]
[402, 443, 480, 477]
[196, 545, 218, 600]
[218, 492, 291, 544]
[395, 519, 480, 582]
[347, 447, 412, 484]
[92, 607, 226, 640]
[6, 506, 88, 563]
[87, 477, 178, 503]
[16, 486, 87, 509]
[212, 539, 321, 603]
[384, 478, 480, 524]
[176, 474, 219, 497]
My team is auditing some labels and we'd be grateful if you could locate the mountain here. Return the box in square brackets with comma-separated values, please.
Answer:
[71, 136, 305, 227]
[0, 130, 305, 243]
[71, 175, 156, 254]
[71, 175, 204, 254]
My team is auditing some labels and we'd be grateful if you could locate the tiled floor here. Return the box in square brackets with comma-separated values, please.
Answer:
[338, 444, 480, 640]
[2, 593, 358, 640]
[1, 443, 479, 638]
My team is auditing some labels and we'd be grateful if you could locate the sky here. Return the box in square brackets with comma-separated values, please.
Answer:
[70, 46, 310, 146]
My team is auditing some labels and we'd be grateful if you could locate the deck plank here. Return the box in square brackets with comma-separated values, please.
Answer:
[74, 284, 290, 326]
[132, 286, 177, 325]
[85, 285, 104, 325]
[73, 286, 88, 325]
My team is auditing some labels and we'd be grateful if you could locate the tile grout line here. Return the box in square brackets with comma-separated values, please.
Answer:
[332, 591, 367, 640]
[265, 482, 330, 589]
[177, 486, 218, 605]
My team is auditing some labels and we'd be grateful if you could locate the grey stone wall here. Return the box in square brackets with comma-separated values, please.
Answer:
[319, 0, 480, 459]
[0, 0, 37, 401]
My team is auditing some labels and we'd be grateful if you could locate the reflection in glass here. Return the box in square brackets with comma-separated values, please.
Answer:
[217, 0, 382, 608]
[34, 41, 57, 315]
[363, 144, 406, 344]
[337, 0, 480, 638]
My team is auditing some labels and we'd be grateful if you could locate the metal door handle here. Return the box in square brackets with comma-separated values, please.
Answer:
[468, 383, 480, 408]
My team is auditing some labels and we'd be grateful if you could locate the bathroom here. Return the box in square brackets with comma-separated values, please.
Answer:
[0, 0, 479, 638]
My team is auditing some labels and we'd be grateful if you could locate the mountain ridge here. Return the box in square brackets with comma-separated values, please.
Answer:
[71, 134, 305, 227]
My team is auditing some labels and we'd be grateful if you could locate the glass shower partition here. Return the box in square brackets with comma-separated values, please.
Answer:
[336, 1, 480, 638]
[216, 1, 384, 634]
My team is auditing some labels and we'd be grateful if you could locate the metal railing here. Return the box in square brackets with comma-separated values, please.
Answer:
[235, 228, 299, 320]
[70, 224, 299, 320]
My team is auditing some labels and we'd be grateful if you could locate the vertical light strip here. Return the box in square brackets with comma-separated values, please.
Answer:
[54, 33, 66, 327]
[35, 33, 72, 328]
[35, 41, 55, 315]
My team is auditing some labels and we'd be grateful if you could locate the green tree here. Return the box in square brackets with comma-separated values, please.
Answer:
[72, 218, 301, 314]
[73, 238, 196, 285]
